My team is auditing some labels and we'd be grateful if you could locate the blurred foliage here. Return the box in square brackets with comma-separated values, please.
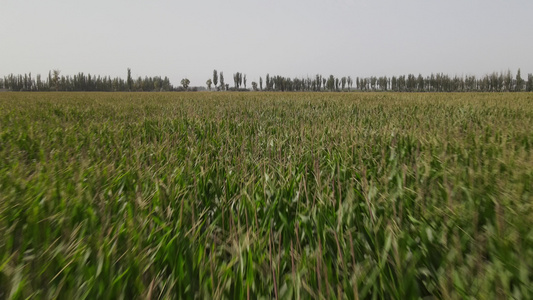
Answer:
[0, 92, 532, 299]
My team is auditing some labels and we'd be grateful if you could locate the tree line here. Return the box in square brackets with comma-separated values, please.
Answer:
[211, 69, 532, 92]
[0, 69, 174, 92]
[2, 68, 532, 92]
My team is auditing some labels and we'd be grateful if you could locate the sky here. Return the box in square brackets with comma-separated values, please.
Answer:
[1, 0, 532, 87]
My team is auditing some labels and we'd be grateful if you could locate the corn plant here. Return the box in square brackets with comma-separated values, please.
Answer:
[0, 92, 532, 299]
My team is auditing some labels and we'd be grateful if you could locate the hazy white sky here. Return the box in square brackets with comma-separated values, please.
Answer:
[2, 0, 532, 86]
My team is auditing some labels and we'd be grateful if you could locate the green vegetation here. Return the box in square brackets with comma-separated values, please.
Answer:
[0, 92, 532, 299]
[3, 68, 533, 92]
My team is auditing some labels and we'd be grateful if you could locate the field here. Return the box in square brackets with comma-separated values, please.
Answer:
[0, 92, 532, 299]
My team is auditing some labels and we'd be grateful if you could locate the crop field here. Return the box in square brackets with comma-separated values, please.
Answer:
[0, 92, 532, 299]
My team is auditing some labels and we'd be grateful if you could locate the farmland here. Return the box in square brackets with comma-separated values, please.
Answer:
[0, 92, 532, 299]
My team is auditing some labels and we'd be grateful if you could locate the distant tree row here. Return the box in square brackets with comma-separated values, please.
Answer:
[247, 74, 354, 92]
[216, 69, 532, 92]
[2, 68, 532, 92]
[0, 69, 174, 92]
[351, 69, 533, 93]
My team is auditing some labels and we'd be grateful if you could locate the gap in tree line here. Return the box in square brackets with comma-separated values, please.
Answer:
[1, 68, 532, 92]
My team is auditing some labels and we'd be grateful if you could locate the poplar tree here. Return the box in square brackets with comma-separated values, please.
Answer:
[526, 74, 533, 92]
[504, 70, 513, 92]
[213, 70, 218, 89]
[220, 72, 225, 91]
[53, 70, 61, 91]
[516, 69, 524, 91]
[127, 68, 133, 91]
[327, 75, 335, 91]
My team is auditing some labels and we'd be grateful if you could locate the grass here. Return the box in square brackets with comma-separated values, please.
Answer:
[0, 92, 532, 299]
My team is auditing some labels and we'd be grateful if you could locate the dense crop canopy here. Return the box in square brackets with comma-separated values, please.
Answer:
[0, 92, 532, 299]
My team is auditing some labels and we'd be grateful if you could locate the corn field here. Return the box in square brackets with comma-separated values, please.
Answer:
[0, 92, 532, 299]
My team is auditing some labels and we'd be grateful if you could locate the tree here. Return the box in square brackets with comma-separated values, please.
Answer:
[341, 77, 347, 90]
[252, 81, 258, 91]
[326, 75, 335, 91]
[526, 73, 533, 92]
[181, 78, 190, 90]
[220, 72, 225, 91]
[259, 77, 263, 91]
[213, 70, 218, 90]
[233, 72, 240, 89]
[36, 74, 43, 91]
[206, 79, 212, 91]
[127, 68, 133, 91]
[163, 77, 171, 91]
[53, 69, 61, 91]
[504, 70, 513, 92]
[417, 74, 424, 92]
[516, 68, 524, 91]
[243, 74, 247, 89]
